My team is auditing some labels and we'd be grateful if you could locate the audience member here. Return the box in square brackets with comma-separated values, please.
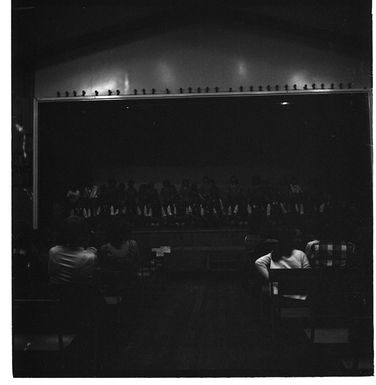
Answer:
[100, 222, 140, 279]
[48, 216, 98, 285]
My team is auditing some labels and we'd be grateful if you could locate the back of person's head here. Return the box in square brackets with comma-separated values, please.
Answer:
[107, 221, 130, 249]
[271, 229, 295, 262]
[108, 178, 117, 188]
[60, 216, 85, 248]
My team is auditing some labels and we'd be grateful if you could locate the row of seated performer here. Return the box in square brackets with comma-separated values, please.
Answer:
[65, 175, 337, 227]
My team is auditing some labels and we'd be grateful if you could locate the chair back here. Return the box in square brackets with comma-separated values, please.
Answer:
[13, 298, 62, 334]
[311, 241, 355, 268]
[269, 269, 319, 297]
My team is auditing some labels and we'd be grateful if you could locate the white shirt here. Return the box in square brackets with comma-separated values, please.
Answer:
[48, 246, 97, 284]
[255, 249, 310, 300]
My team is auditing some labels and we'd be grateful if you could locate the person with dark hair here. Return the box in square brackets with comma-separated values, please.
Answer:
[48, 216, 98, 285]
[99, 222, 139, 279]
[48, 216, 105, 354]
[254, 230, 310, 281]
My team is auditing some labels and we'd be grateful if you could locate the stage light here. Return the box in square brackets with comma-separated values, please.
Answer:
[73, 90, 77, 97]
[116, 90, 120, 95]
[82, 90, 86, 96]
[94, 90, 98, 96]
[303, 84, 308, 90]
[293, 84, 297, 90]
[125, 106, 130, 110]
[57, 91, 61, 97]
[312, 83, 316, 89]
[65, 91, 69, 97]
[280, 101, 290, 106]
[108, 90, 112, 95]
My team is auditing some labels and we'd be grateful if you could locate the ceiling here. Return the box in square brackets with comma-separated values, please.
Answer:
[12, 0, 372, 68]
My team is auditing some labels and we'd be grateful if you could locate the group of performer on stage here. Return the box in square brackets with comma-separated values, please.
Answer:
[65, 175, 333, 227]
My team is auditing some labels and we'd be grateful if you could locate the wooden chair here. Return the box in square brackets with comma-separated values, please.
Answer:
[269, 269, 318, 349]
[269, 268, 355, 362]
[13, 297, 76, 374]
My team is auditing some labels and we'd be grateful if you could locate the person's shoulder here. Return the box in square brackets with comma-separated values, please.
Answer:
[49, 245, 63, 255]
[83, 247, 97, 258]
[293, 249, 306, 257]
[306, 240, 320, 247]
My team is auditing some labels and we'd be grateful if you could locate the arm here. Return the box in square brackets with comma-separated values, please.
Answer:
[254, 253, 272, 280]
[300, 251, 311, 269]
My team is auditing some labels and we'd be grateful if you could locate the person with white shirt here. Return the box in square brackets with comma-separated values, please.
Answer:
[255, 231, 310, 301]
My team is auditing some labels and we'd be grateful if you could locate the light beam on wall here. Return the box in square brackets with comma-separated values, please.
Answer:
[237, 60, 248, 77]
[159, 62, 175, 85]
[124, 72, 130, 94]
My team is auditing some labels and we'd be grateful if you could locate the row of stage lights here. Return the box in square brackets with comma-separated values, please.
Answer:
[56, 83, 354, 98]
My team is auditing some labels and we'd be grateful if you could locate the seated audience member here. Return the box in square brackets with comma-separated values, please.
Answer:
[48, 216, 98, 285]
[48, 216, 104, 329]
[255, 232, 310, 301]
[255, 230, 310, 299]
[100, 223, 140, 278]
[305, 224, 355, 268]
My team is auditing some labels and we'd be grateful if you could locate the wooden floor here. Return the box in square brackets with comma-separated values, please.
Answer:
[96, 273, 357, 376]
[14, 272, 371, 377]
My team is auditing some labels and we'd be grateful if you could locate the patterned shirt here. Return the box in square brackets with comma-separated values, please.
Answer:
[306, 240, 355, 268]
